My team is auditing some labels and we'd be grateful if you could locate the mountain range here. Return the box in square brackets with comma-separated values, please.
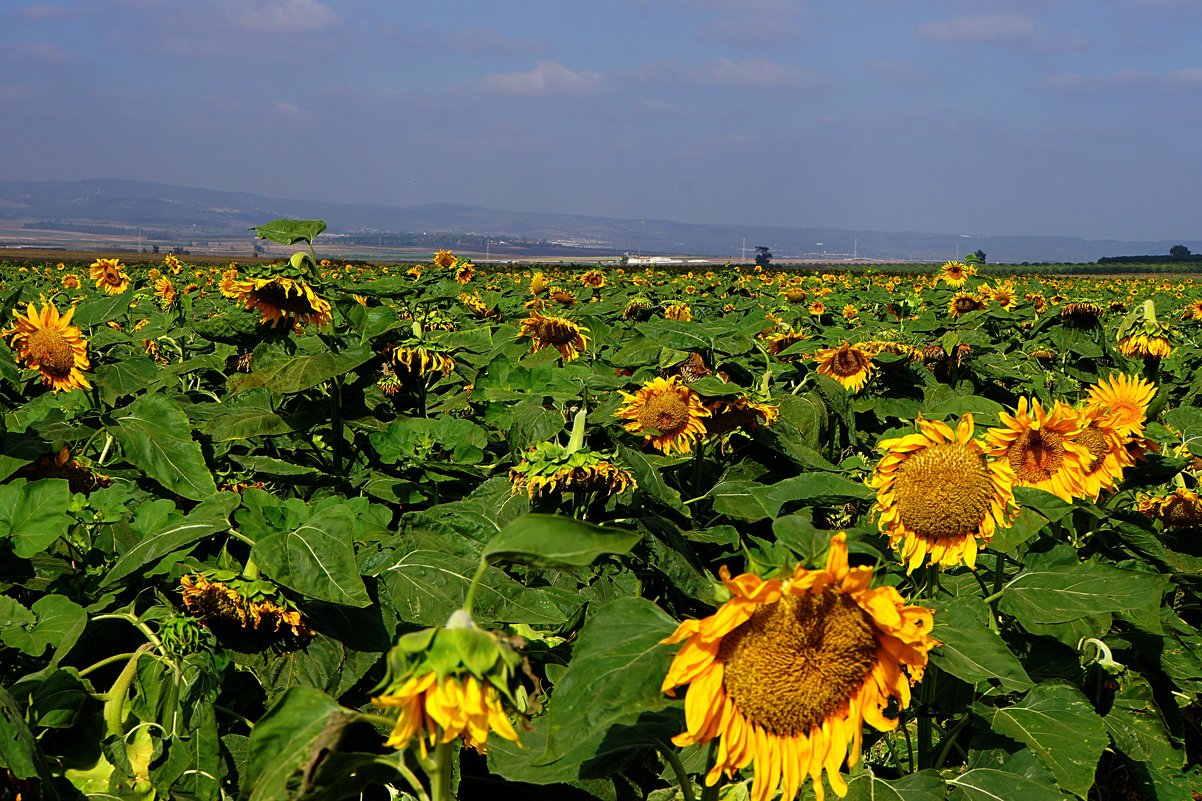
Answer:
[0, 178, 1197, 264]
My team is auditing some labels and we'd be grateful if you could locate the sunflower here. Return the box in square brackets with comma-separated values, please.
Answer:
[808, 301, 826, 316]
[661, 533, 938, 801]
[432, 249, 456, 268]
[1060, 302, 1104, 325]
[232, 276, 333, 329]
[454, 261, 476, 284]
[1070, 405, 1133, 502]
[985, 398, 1091, 502]
[784, 287, 807, 304]
[705, 396, 779, 438]
[871, 415, 1015, 572]
[1085, 374, 1155, 436]
[948, 293, 985, 318]
[517, 311, 590, 361]
[89, 258, 130, 295]
[154, 276, 177, 308]
[939, 260, 974, 287]
[988, 283, 1017, 310]
[218, 269, 242, 298]
[615, 375, 710, 456]
[580, 269, 606, 288]
[765, 327, 809, 360]
[664, 303, 693, 321]
[509, 441, 635, 498]
[180, 573, 310, 641]
[813, 342, 874, 393]
[842, 304, 858, 322]
[391, 343, 456, 379]
[1137, 487, 1202, 529]
[1183, 300, 1202, 321]
[4, 299, 91, 392]
[1117, 332, 1172, 359]
[62, 273, 81, 290]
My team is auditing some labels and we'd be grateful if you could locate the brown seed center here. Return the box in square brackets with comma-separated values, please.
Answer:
[719, 591, 878, 736]
[1077, 425, 1109, 472]
[27, 328, 75, 376]
[1007, 428, 1065, 484]
[893, 442, 995, 541]
[638, 391, 690, 435]
[831, 345, 868, 376]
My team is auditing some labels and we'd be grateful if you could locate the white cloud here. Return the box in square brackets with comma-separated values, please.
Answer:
[475, 61, 605, 97]
[216, 0, 338, 33]
[917, 13, 1040, 45]
[706, 58, 822, 89]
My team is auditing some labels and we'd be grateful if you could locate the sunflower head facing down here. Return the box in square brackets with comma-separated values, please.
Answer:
[661, 533, 938, 801]
[4, 299, 91, 392]
[615, 375, 710, 456]
[813, 342, 875, 393]
[517, 311, 590, 361]
[232, 276, 333, 330]
[89, 258, 130, 295]
[372, 611, 524, 757]
[872, 415, 1015, 572]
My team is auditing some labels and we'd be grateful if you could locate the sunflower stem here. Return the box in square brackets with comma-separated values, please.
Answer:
[462, 557, 490, 617]
[330, 376, 345, 476]
[656, 742, 697, 801]
[429, 741, 453, 801]
[699, 739, 722, 801]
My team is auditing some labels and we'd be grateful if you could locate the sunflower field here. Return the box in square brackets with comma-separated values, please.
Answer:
[1, 220, 1201, 801]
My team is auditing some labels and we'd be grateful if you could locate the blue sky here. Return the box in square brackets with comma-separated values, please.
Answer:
[3, 0, 1201, 240]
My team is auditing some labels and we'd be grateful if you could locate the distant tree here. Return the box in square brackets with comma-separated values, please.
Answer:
[964, 249, 986, 264]
[1170, 245, 1191, 257]
[754, 246, 772, 268]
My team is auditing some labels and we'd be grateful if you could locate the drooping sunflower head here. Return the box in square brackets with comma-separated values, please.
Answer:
[764, 327, 809, 360]
[517, 311, 590, 361]
[872, 415, 1015, 572]
[232, 276, 333, 330]
[623, 296, 654, 321]
[89, 257, 130, 295]
[813, 342, 874, 393]
[704, 396, 780, 439]
[390, 342, 456, 380]
[1137, 487, 1202, 529]
[784, 287, 807, 304]
[3, 298, 91, 392]
[664, 302, 693, 321]
[1085, 373, 1155, 436]
[984, 397, 1091, 501]
[1060, 301, 1104, 326]
[948, 292, 986, 318]
[180, 572, 310, 643]
[1117, 332, 1173, 359]
[615, 375, 710, 456]
[509, 440, 635, 499]
[661, 533, 938, 801]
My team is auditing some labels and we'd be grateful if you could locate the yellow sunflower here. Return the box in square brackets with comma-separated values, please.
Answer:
[948, 293, 985, 318]
[813, 342, 874, 393]
[1137, 487, 1202, 529]
[232, 276, 333, 329]
[939, 260, 974, 287]
[615, 375, 710, 456]
[1084, 374, 1155, 436]
[4, 299, 91, 392]
[517, 311, 590, 361]
[432, 249, 456, 268]
[664, 303, 693, 321]
[661, 533, 938, 801]
[153, 276, 177, 308]
[1070, 405, 1133, 502]
[985, 397, 1092, 502]
[871, 415, 1015, 572]
[374, 671, 519, 757]
[1117, 332, 1172, 359]
[89, 257, 130, 295]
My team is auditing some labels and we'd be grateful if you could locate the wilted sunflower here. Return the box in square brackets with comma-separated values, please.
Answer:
[390, 343, 456, 379]
[509, 441, 635, 498]
[517, 311, 590, 361]
[89, 257, 130, 295]
[1137, 487, 1202, 528]
[1117, 332, 1172, 359]
[765, 327, 810, 360]
[985, 397, 1091, 502]
[1071, 405, 1133, 502]
[813, 342, 875, 393]
[615, 375, 710, 456]
[232, 276, 333, 329]
[661, 533, 938, 801]
[705, 396, 779, 438]
[22, 446, 110, 494]
[1060, 301, 1104, 325]
[872, 415, 1015, 572]
[432, 249, 456, 268]
[180, 573, 310, 641]
[948, 293, 985, 318]
[939, 260, 974, 287]
[784, 287, 807, 304]
[4, 299, 91, 392]
[664, 302, 693, 321]
[1085, 374, 1155, 436]
[580, 269, 606, 288]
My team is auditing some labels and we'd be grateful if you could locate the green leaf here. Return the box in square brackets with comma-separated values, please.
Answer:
[71, 289, 133, 328]
[243, 346, 374, 394]
[0, 478, 70, 558]
[710, 472, 873, 521]
[0, 686, 54, 783]
[92, 358, 161, 404]
[617, 444, 690, 517]
[540, 597, 679, 765]
[245, 686, 349, 801]
[252, 218, 327, 245]
[947, 753, 1068, 801]
[110, 394, 218, 501]
[484, 514, 642, 568]
[1102, 675, 1191, 798]
[102, 494, 240, 587]
[0, 595, 35, 630]
[979, 680, 1108, 798]
[999, 545, 1168, 629]
[845, 768, 948, 800]
[252, 504, 371, 607]
[1, 594, 86, 662]
[930, 596, 1033, 693]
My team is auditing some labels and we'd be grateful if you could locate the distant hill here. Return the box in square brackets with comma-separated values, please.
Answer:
[0, 178, 1198, 263]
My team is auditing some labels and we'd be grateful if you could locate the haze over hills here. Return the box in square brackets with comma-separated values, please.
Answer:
[0, 178, 1198, 264]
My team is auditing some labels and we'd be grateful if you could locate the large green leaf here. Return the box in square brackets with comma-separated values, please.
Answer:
[930, 596, 1033, 693]
[946, 753, 1068, 801]
[999, 545, 1167, 629]
[0, 478, 70, 558]
[1102, 675, 1191, 798]
[244, 346, 374, 394]
[252, 505, 371, 607]
[484, 514, 641, 568]
[978, 680, 1107, 798]
[252, 218, 327, 245]
[1, 593, 86, 663]
[244, 686, 351, 801]
[539, 597, 679, 766]
[102, 494, 240, 586]
[110, 394, 218, 501]
[710, 472, 872, 522]
[845, 768, 948, 800]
